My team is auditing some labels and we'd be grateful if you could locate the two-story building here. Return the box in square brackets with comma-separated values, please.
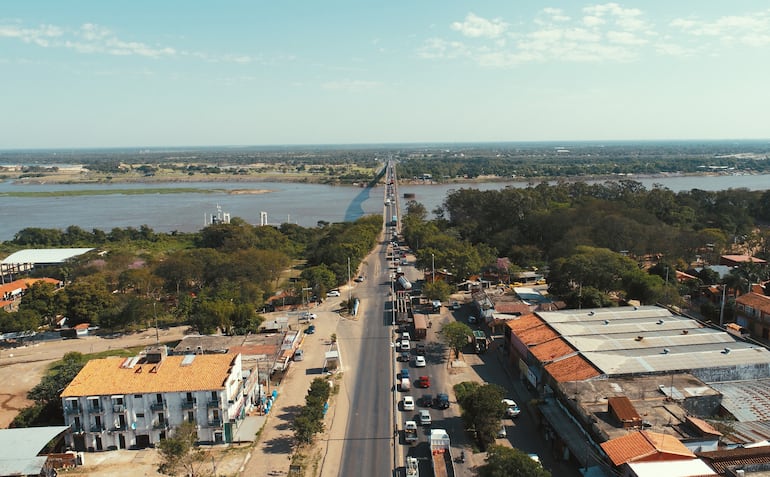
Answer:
[60, 346, 244, 452]
[735, 292, 770, 340]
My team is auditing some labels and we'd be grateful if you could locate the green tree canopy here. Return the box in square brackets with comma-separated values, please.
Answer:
[479, 445, 551, 477]
[440, 321, 473, 358]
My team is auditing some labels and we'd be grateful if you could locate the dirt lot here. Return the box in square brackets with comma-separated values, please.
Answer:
[0, 327, 189, 428]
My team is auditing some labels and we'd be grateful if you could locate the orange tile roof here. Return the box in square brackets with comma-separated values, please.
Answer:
[600, 431, 695, 466]
[722, 255, 766, 264]
[61, 354, 238, 397]
[736, 292, 770, 312]
[530, 337, 574, 362]
[544, 354, 600, 382]
[505, 314, 544, 333]
[686, 416, 722, 437]
[518, 324, 560, 347]
[0, 278, 60, 295]
[494, 302, 532, 314]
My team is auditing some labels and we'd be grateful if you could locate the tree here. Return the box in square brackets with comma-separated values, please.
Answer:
[422, 280, 452, 302]
[479, 445, 551, 477]
[440, 322, 473, 359]
[157, 421, 206, 476]
[455, 382, 506, 449]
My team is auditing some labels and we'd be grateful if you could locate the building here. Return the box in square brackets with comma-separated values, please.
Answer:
[719, 255, 767, 268]
[735, 292, 770, 340]
[0, 277, 61, 312]
[60, 346, 244, 451]
[1, 248, 93, 282]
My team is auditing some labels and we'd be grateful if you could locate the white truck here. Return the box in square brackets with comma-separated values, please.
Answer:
[404, 420, 418, 444]
[430, 429, 456, 477]
[405, 455, 419, 476]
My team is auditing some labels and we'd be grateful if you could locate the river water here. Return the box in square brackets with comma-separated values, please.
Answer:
[1, 174, 769, 241]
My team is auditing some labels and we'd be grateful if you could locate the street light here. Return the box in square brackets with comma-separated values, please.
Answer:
[431, 253, 435, 284]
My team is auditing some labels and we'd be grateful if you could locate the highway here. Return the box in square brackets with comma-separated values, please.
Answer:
[338, 160, 399, 476]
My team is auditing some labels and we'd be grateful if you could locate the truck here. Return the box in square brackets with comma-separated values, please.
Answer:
[397, 275, 412, 291]
[472, 330, 488, 353]
[430, 428, 456, 477]
[391, 215, 398, 226]
[405, 456, 419, 476]
[404, 420, 418, 444]
[413, 313, 427, 340]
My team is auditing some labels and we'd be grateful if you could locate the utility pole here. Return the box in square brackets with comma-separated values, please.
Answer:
[719, 284, 727, 326]
[348, 257, 351, 301]
[431, 253, 435, 284]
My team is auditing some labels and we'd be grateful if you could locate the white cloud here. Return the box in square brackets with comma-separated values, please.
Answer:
[0, 23, 63, 47]
[451, 12, 508, 38]
[670, 10, 770, 47]
[419, 4, 770, 67]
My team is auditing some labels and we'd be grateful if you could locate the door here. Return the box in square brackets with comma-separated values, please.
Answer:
[95, 436, 103, 451]
[118, 434, 126, 450]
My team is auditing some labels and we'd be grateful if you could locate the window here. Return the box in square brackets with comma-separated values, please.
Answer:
[187, 411, 195, 423]
[136, 413, 145, 418]
[134, 394, 142, 399]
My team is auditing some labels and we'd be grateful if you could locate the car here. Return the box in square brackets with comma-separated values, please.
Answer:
[400, 340, 411, 351]
[401, 259, 408, 265]
[415, 343, 426, 356]
[305, 325, 316, 334]
[326, 290, 341, 297]
[402, 331, 411, 341]
[414, 356, 426, 367]
[451, 301, 460, 310]
[398, 351, 410, 362]
[300, 312, 316, 320]
[502, 399, 520, 418]
[402, 396, 415, 411]
[535, 278, 547, 285]
[468, 315, 478, 324]
[497, 425, 507, 438]
[399, 368, 410, 380]
[417, 376, 430, 388]
[420, 394, 433, 407]
[434, 393, 450, 410]
[418, 409, 432, 426]
[354, 275, 364, 282]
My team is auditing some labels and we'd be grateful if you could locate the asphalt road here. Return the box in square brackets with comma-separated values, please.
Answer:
[338, 238, 395, 476]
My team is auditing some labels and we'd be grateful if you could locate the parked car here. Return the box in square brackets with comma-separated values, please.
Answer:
[434, 393, 450, 410]
[451, 301, 460, 310]
[300, 312, 316, 320]
[305, 325, 316, 334]
[417, 376, 430, 388]
[398, 351, 410, 362]
[354, 275, 365, 282]
[326, 290, 341, 297]
[400, 340, 411, 352]
[402, 396, 415, 411]
[415, 343, 426, 356]
[418, 409, 432, 426]
[497, 425, 507, 438]
[414, 356, 426, 367]
[468, 315, 478, 324]
[502, 399, 520, 418]
[399, 368, 410, 380]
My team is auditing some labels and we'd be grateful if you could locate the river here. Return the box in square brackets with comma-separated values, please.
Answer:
[1, 173, 769, 241]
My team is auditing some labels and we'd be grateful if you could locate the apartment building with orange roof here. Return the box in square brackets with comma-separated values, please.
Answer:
[60, 346, 244, 451]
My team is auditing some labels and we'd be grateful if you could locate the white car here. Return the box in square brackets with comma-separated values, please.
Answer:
[300, 312, 317, 320]
[326, 290, 341, 297]
[502, 399, 520, 418]
[403, 396, 415, 411]
[414, 356, 426, 367]
[468, 315, 478, 324]
[400, 340, 411, 351]
[497, 425, 507, 438]
[418, 409, 432, 426]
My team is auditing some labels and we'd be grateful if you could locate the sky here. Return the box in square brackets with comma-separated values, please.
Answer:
[2, 1, 770, 149]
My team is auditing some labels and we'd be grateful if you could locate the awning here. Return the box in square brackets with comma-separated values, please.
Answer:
[539, 400, 598, 468]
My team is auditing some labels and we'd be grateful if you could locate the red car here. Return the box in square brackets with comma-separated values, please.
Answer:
[417, 376, 431, 388]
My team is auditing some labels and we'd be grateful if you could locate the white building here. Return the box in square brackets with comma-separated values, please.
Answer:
[60, 346, 244, 451]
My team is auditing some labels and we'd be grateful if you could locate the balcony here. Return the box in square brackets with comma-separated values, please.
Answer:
[153, 421, 169, 430]
[208, 418, 222, 427]
[89, 424, 105, 433]
[206, 399, 220, 409]
[181, 399, 196, 410]
[113, 404, 125, 413]
[70, 424, 84, 433]
[150, 401, 166, 411]
[88, 404, 102, 413]
[64, 406, 81, 415]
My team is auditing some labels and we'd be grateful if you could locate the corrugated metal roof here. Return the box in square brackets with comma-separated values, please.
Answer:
[1, 248, 94, 264]
[709, 379, 770, 422]
[0, 426, 70, 475]
[568, 329, 735, 353]
[585, 346, 770, 376]
[719, 420, 770, 445]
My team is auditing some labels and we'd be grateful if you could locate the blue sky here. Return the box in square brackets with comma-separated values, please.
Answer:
[2, 1, 770, 148]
